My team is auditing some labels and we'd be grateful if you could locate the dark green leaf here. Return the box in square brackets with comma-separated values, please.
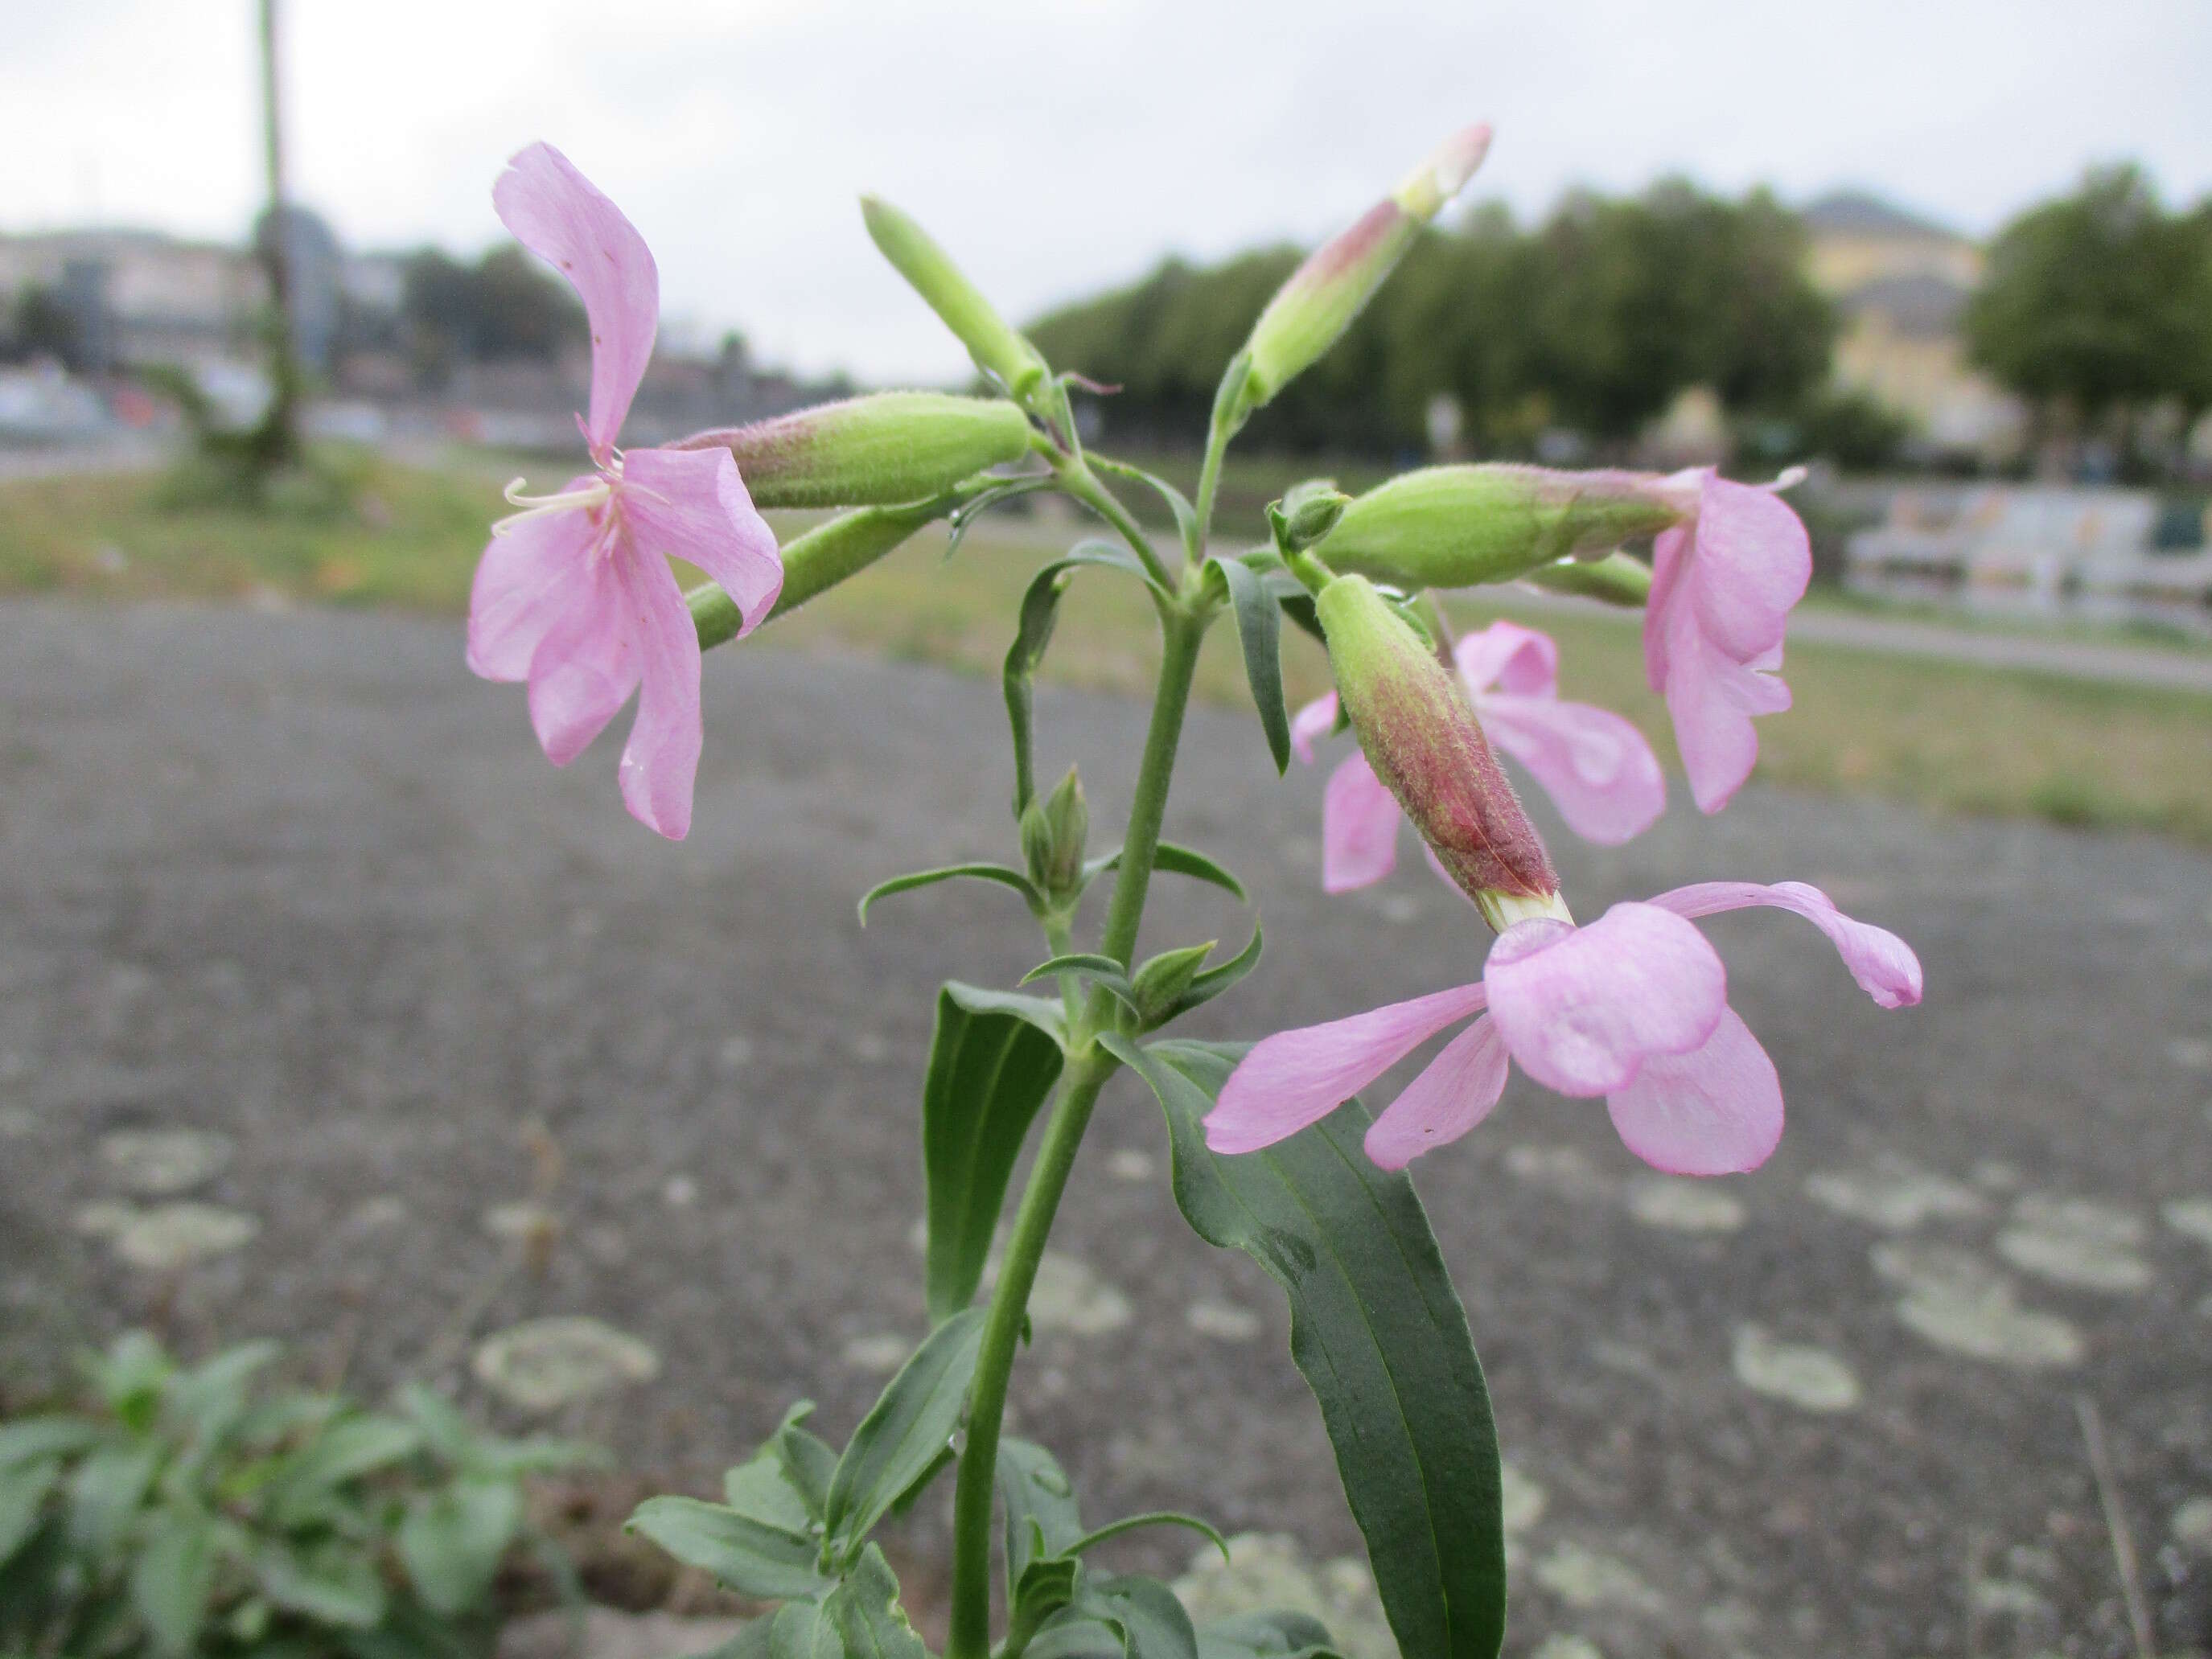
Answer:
[88, 1331, 174, 1428]
[0, 1455, 60, 1567]
[857, 863, 1042, 926]
[924, 987, 1067, 1323]
[1196, 1610, 1343, 1659]
[68, 1438, 162, 1551]
[1129, 943, 1215, 1025]
[716, 1601, 843, 1659]
[627, 1495, 834, 1601]
[265, 1416, 421, 1526]
[131, 1506, 222, 1655]
[0, 1415, 105, 1468]
[1207, 556, 1292, 774]
[825, 1543, 929, 1659]
[998, 1436, 1084, 1595]
[1004, 545, 1159, 815]
[823, 1309, 987, 1560]
[397, 1478, 523, 1616]
[253, 1538, 389, 1628]
[1280, 592, 1326, 647]
[769, 1404, 840, 1521]
[168, 1342, 279, 1443]
[1105, 1038, 1507, 1659]
[1084, 841, 1248, 904]
[1018, 953, 1141, 1016]
[395, 1382, 603, 1479]
[886, 1439, 956, 1520]
[1074, 1572, 1202, 1659]
[943, 476, 1055, 563]
[941, 980, 1070, 1044]
[1153, 923, 1263, 1028]
[1029, 1617, 1127, 1659]
[1067, 1511, 1228, 1564]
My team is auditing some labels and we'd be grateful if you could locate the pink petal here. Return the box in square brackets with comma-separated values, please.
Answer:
[525, 553, 638, 766]
[1453, 621, 1558, 699]
[1363, 1015, 1510, 1170]
[467, 480, 602, 680]
[1290, 692, 1339, 766]
[1207, 982, 1490, 1155]
[494, 142, 658, 457]
[1644, 881, 1924, 1009]
[1606, 1006, 1782, 1175]
[1659, 615, 1791, 814]
[611, 544, 704, 840]
[1687, 475, 1811, 666]
[1643, 520, 1692, 692]
[619, 447, 783, 635]
[1482, 902, 1726, 1096]
[1322, 752, 1403, 893]
[1478, 693, 1665, 845]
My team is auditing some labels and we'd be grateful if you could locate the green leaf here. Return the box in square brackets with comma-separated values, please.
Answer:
[627, 1495, 835, 1601]
[1004, 545, 1159, 815]
[1092, 457, 1200, 564]
[264, 1415, 421, 1525]
[1018, 952, 1141, 1016]
[998, 1437, 1083, 1595]
[131, 1505, 222, 1655]
[1010, 1553, 1081, 1641]
[722, 1402, 834, 1534]
[0, 1415, 105, 1468]
[68, 1438, 162, 1551]
[719, 1600, 844, 1659]
[1085, 841, 1248, 905]
[924, 987, 1067, 1322]
[822, 1309, 988, 1561]
[168, 1341, 280, 1442]
[1067, 1511, 1229, 1564]
[1105, 1038, 1507, 1659]
[1206, 556, 1292, 774]
[1128, 942, 1216, 1025]
[395, 1382, 603, 1479]
[941, 980, 1071, 1044]
[1073, 1572, 1202, 1659]
[397, 1477, 523, 1616]
[0, 1455, 60, 1567]
[1151, 923, 1263, 1028]
[88, 1332, 174, 1431]
[824, 1543, 930, 1659]
[768, 1404, 840, 1521]
[254, 1538, 389, 1628]
[1196, 1610, 1343, 1659]
[1280, 592, 1326, 647]
[858, 863, 1042, 926]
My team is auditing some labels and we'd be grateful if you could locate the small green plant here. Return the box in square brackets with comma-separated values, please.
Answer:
[0, 1332, 599, 1657]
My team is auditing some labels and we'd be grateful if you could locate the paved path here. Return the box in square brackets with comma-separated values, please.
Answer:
[2, 603, 2210, 1657]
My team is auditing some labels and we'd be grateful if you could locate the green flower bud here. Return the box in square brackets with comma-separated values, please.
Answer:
[1521, 551, 1655, 607]
[1314, 573, 1562, 929]
[680, 393, 1031, 511]
[1314, 466, 1680, 592]
[860, 198, 1053, 402]
[1129, 940, 1215, 1024]
[1019, 766, 1089, 899]
[1268, 480, 1352, 553]
[689, 499, 942, 649]
[1238, 124, 1491, 415]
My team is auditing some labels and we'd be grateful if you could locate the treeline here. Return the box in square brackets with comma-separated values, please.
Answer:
[1027, 181, 1848, 461]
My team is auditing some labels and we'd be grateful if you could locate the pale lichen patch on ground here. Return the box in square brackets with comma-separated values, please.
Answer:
[472, 1316, 660, 1411]
[106, 1202, 260, 1271]
[1996, 1194, 2151, 1294]
[1185, 1300, 1262, 1341]
[840, 1333, 911, 1373]
[1532, 1542, 1667, 1616]
[1627, 1176, 1745, 1233]
[1026, 1251, 1133, 1336]
[1171, 1533, 1393, 1659]
[1805, 1159, 1986, 1231]
[1731, 1324, 1862, 1412]
[97, 1127, 233, 1195]
[1870, 1243, 2083, 1368]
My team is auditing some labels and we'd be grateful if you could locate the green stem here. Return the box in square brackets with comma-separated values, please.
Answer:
[1193, 421, 1229, 554]
[944, 605, 1209, 1659]
[1054, 454, 1177, 592]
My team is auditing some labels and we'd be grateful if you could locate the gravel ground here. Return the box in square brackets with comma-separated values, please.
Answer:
[2, 600, 2210, 1657]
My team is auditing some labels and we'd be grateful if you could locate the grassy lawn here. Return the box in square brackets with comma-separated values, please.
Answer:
[6, 450, 2211, 844]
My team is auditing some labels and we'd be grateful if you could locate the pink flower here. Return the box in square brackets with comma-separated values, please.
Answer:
[467, 143, 783, 840]
[1644, 469, 1811, 814]
[1204, 880, 1920, 1176]
[1292, 620, 1665, 893]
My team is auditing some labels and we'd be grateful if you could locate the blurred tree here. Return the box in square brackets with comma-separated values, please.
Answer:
[6, 284, 83, 368]
[1966, 166, 2212, 468]
[1028, 182, 1836, 458]
[399, 245, 582, 386]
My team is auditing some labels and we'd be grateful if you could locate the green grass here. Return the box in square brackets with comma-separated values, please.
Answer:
[6, 450, 2211, 844]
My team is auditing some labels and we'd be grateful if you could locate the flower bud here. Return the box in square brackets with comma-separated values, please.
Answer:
[1269, 480, 1352, 553]
[1314, 466, 1681, 592]
[1020, 766, 1089, 900]
[689, 499, 940, 649]
[1521, 552, 1655, 607]
[1314, 573, 1562, 929]
[861, 198, 1053, 401]
[1129, 940, 1215, 1024]
[1238, 124, 1491, 414]
[680, 393, 1031, 511]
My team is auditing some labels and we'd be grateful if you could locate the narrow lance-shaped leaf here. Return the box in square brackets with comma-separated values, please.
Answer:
[1086, 841, 1248, 904]
[923, 988, 1067, 1322]
[1103, 1037, 1507, 1659]
[1153, 923, 1262, 1029]
[822, 1309, 989, 1561]
[997, 1437, 1084, 1593]
[1004, 546, 1158, 816]
[826, 1542, 932, 1659]
[627, 1494, 835, 1602]
[858, 863, 1042, 926]
[1207, 556, 1292, 774]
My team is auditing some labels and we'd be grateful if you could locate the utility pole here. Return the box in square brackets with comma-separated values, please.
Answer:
[253, 0, 302, 467]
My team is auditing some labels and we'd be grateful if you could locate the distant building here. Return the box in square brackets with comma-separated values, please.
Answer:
[0, 229, 263, 368]
[1801, 191, 2022, 462]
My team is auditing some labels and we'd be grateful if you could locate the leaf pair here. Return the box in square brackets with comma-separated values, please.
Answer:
[1018, 926, 1263, 1034]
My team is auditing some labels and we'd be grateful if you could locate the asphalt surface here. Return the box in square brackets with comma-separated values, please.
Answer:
[2, 601, 2210, 1657]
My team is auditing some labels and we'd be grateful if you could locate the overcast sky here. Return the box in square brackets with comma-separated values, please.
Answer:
[6, 1, 2208, 382]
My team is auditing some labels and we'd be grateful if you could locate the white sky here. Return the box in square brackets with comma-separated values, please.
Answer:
[6, 0, 2209, 382]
